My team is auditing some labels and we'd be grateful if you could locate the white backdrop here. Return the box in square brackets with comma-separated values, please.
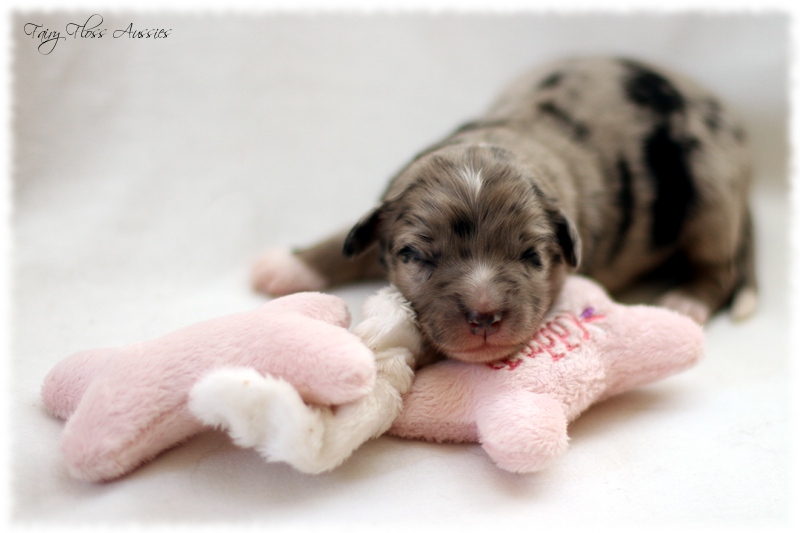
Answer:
[10, 11, 791, 530]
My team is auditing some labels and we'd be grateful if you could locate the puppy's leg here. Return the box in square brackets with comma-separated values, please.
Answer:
[729, 206, 758, 321]
[252, 229, 384, 296]
[657, 204, 756, 323]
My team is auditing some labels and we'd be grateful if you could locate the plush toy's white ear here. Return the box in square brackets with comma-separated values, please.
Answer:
[188, 368, 326, 465]
[188, 284, 424, 475]
[354, 286, 422, 356]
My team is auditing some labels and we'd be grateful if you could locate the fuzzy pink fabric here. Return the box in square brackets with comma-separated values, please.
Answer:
[41, 292, 376, 482]
[389, 276, 705, 473]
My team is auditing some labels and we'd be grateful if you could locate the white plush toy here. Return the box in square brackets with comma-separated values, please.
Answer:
[188, 286, 423, 473]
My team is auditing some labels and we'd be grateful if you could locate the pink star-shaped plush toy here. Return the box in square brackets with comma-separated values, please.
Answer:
[388, 276, 705, 473]
[41, 292, 376, 482]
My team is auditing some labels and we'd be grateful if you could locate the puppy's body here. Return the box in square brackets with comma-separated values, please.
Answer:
[254, 57, 756, 363]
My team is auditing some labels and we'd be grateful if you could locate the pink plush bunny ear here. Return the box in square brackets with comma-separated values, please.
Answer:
[42, 292, 376, 482]
[40, 292, 361, 421]
[260, 291, 352, 329]
[42, 348, 118, 420]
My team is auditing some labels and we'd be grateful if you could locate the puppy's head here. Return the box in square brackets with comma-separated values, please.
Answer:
[345, 145, 581, 363]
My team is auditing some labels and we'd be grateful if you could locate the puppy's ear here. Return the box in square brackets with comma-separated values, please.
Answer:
[343, 204, 385, 257]
[550, 209, 582, 269]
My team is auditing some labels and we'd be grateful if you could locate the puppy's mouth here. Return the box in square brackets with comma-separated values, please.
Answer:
[415, 307, 540, 364]
[434, 335, 530, 364]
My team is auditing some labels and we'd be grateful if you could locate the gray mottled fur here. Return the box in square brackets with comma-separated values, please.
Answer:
[265, 56, 756, 363]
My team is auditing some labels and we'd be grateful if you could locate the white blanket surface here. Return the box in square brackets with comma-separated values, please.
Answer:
[10, 12, 791, 530]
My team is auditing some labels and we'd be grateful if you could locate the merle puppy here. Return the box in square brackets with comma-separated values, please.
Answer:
[253, 56, 756, 364]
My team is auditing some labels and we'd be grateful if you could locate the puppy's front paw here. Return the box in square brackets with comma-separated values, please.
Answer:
[656, 291, 710, 324]
[730, 286, 758, 322]
[251, 248, 328, 296]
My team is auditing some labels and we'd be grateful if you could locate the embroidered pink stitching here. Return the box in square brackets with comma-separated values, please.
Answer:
[487, 306, 606, 370]
[486, 358, 523, 370]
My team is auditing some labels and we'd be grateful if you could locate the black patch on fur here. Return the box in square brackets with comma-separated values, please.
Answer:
[451, 216, 475, 239]
[644, 124, 697, 248]
[620, 59, 685, 116]
[508, 202, 526, 216]
[452, 119, 510, 135]
[639, 249, 693, 286]
[538, 101, 590, 142]
[619, 59, 697, 248]
[489, 146, 515, 162]
[684, 136, 702, 152]
[607, 158, 635, 262]
[538, 71, 564, 90]
[702, 97, 723, 131]
[530, 182, 545, 199]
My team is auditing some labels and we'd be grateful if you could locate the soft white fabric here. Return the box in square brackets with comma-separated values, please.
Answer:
[188, 286, 420, 474]
[10, 11, 791, 530]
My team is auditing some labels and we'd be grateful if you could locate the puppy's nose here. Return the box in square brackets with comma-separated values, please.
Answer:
[466, 310, 504, 337]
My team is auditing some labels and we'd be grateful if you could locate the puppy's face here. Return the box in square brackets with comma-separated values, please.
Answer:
[345, 146, 580, 363]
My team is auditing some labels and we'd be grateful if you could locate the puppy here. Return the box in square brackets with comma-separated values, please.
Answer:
[253, 56, 756, 364]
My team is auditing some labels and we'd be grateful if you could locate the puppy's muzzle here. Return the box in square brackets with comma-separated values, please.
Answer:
[466, 309, 504, 337]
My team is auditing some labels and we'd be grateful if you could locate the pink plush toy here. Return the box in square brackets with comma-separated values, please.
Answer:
[42, 276, 705, 481]
[388, 276, 705, 473]
[41, 292, 376, 482]
[187, 276, 705, 477]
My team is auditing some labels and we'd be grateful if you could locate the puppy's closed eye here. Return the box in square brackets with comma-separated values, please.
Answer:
[398, 245, 438, 269]
[520, 247, 543, 269]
